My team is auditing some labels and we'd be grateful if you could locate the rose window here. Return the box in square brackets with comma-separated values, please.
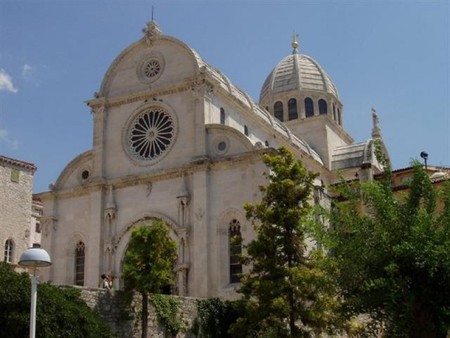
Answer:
[143, 59, 161, 78]
[127, 108, 175, 161]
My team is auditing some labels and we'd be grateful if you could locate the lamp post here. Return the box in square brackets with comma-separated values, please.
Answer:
[19, 245, 52, 338]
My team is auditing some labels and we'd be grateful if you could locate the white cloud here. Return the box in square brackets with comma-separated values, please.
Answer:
[22, 64, 33, 77]
[0, 69, 18, 93]
[0, 129, 19, 149]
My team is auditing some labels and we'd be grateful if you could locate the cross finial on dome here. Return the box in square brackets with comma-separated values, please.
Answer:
[292, 32, 299, 54]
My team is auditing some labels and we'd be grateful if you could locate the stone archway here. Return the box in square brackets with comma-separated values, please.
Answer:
[114, 214, 182, 294]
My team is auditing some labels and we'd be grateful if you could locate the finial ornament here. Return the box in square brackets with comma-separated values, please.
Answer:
[142, 19, 162, 46]
[292, 32, 299, 54]
[371, 107, 381, 138]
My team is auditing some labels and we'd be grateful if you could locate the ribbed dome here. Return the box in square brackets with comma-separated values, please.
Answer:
[259, 53, 339, 103]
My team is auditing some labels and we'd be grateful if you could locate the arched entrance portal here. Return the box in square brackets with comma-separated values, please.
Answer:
[114, 214, 189, 296]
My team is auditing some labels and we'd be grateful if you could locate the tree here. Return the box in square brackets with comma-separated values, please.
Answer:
[230, 147, 344, 337]
[0, 262, 114, 338]
[317, 161, 450, 337]
[122, 219, 177, 338]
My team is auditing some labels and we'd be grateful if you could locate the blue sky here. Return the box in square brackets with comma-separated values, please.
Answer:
[1, 0, 448, 193]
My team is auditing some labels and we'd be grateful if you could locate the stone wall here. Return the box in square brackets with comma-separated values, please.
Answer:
[0, 156, 36, 266]
[76, 286, 199, 338]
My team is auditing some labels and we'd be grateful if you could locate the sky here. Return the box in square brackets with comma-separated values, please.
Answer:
[0, 0, 449, 193]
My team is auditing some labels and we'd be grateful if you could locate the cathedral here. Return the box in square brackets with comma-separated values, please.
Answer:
[37, 20, 389, 299]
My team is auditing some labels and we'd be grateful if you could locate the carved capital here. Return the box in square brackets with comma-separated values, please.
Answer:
[191, 79, 214, 100]
[41, 216, 58, 237]
[90, 105, 105, 117]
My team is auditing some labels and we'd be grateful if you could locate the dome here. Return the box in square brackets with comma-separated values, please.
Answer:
[259, 52, 339, 103]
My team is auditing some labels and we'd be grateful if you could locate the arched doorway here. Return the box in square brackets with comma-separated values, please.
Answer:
[115, 216, 184, 295]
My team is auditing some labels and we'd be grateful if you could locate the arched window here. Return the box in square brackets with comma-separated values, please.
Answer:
[288, 98, 298, 120]
[4, 239, 14, 263]
[244, 125, 249, 136]
[319, 99, 327, 115]
[75, 241, 85, 286]
[220, 108, 225, 125]
[229, 219, 242, 284]
[304, 97, 314, 117]
[274, 101, 283, 121]
[265, 140, 269, 147]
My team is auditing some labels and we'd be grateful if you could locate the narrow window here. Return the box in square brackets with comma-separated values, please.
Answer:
[319, 99, 327, 115]
[333, 105, 337, 121]
[10, 169, 20, 183]
[35, 222, 41, 233]
[229, 219, 242, 284]
[220, 108, 225, 125]
[338, 109, 342, 125]
[244, 125, 249, 136]
[274, 101, 283, 121]
[265, 140, 269, 147]
[304, 97, 314, 117]
[75, 241, 85, 286]
[288, 98, 298, 120]
[4, 239, 14, 263]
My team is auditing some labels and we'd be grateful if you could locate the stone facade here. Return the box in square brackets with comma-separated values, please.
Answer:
[0, 155, 37, 267]
[36, 20, 390, 299]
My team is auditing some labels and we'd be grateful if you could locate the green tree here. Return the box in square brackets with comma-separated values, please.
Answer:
[0, 262, 114, 338]
[231, 147, 344, 337]
[122, 220, 177, 338]
[317, 161, 450, 337]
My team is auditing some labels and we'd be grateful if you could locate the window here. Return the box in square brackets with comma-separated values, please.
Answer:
[304, 97, 314, 117]
[4, 239, 14, 263]
[220, 108, 225, 125]
[244, 125, 249, 136]
[288, 98, 298, 120]
[265, 140, 269, 147]
[319, 99, 327, 115]
[35, 222, 41, 233]
[75, 241, 85, 286]
[127, 107, 176, 162]
[10, 169, 20, 183]
[274, 101, 283, 121]
[333, 105, 337, 121]
[229, 219, 242, 284]
[337, 109, 342, 125]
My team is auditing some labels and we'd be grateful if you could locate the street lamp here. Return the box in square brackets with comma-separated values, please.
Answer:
[19, 245, 52, 338]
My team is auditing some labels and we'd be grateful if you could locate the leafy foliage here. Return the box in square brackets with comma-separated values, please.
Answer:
[230, 147, 345, 337]
[150, 294, 186, 336]
[317, 161, 450, 337]
[122, 220, 177, 295]
[0, 262, 114, 338]
[122, 220, 177, 338]
[195, 298, 239, 338]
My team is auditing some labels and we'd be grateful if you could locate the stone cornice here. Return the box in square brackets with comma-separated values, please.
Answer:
[0, 155, 37, 174]
[86, 79, 196, 110]
[37, 151, 263, 201]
